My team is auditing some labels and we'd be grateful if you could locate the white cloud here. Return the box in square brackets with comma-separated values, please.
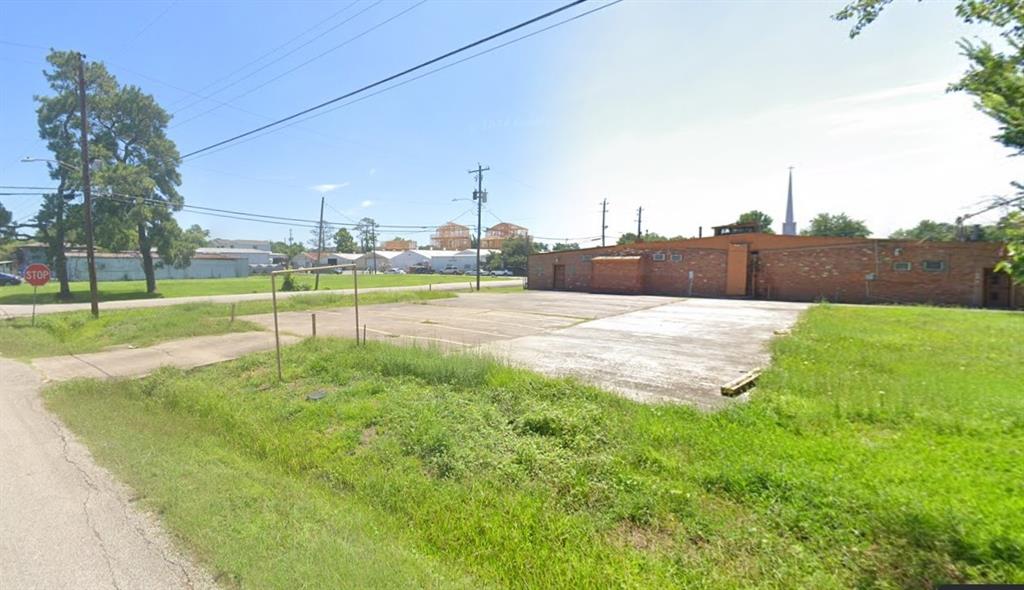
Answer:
[310, 182, 349, 193]
[361, 200, 373, 208]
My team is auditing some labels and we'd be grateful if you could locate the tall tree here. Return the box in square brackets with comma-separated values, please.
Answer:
[552, 242, 580, 251]
[355, 218, 378, 252]
[737, 210, 775, 233]
[801, 213, 871, 237]
[616, 231, 669, 245]
[497, 237, 544, 275]
[334, 227, 356, 252]
[33, 51, 112, 299]
[0, 203, 13, 243]
[73, 56, 192, 293]
[835, 0, 1024, 280]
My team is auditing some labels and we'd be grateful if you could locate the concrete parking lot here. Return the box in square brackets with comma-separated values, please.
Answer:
[250, 291, 808, 408]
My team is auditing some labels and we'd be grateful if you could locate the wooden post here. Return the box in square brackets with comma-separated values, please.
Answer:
[31, 286, 37, 327]
[271, 273, 282, 381]
[230, 302, 236, 324]
[311, 313, 317, 337]
[363, 324, 367, 345]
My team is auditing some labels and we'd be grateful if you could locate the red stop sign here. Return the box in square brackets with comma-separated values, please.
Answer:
[24, 263, 51, 287]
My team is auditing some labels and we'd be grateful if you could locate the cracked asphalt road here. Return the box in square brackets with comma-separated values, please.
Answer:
[0, 358, 216, 589]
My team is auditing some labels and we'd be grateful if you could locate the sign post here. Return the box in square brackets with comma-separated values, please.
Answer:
[24, 263, 51, 326]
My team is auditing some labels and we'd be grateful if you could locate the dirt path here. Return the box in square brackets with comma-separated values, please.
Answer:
[0, 358, 217, 589]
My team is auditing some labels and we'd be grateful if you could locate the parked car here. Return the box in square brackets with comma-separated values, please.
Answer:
[383, 268, 406, 274]
[0, 272, 22, 286]
[441, 266, 462, 275]
[491, 269, 513, 277]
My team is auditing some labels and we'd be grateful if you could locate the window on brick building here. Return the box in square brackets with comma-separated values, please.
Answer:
[652, 253, 666, 261]
[922, 260, 946, 272]
[893, 261, 912, 272]
[671, 254, 682, 262]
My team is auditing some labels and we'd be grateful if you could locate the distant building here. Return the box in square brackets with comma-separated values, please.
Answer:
[208, 238, 273, 251]
[65, 251, 249, 281]
[712, 222, 761, 236]
[481, 223, 529, 249]
[431, 222, 472, 251]
[196, 247, 284, 266]
[381, 238, 418, 251]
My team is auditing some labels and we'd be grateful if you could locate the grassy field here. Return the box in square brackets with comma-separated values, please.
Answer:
[45, 305, 1024, 588]
[0, 290, 456, 359]
[0, 273, 505, 305]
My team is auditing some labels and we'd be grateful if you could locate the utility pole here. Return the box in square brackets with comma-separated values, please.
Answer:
[635, 206, 643, 242]
[468, 163, 489, 291]
[369, 221, 377, 274]
[600, 198, 608, 247]
[76, 53, 99, 318]
[314, 195, 325, 289]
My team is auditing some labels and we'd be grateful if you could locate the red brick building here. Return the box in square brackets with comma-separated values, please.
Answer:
[528, 234, 1021, 309]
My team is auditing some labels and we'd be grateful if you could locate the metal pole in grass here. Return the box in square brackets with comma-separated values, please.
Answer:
[353, 266, 360, 343]
[272, 263, 356, 379]
[31, 286, 37, 326]
[271, 272, 282, 380]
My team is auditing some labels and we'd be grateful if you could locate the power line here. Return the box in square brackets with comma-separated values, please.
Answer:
[167, 0, 362, 112]
[181, 0, 591, 160]
[0, 185, 59, 190]
[172, 0, 407, 127]
[180, 0, 623, 162]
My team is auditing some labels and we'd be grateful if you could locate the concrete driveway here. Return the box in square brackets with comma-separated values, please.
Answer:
[249, 291, 808, 408]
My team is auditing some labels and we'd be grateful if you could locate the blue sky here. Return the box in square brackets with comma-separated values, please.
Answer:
[1, 0, 1020, 247]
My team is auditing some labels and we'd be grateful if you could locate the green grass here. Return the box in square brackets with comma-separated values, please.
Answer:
[0, 273, 505, 305]
[44, 305, 1024, 588]
[0, 290, 455, 359]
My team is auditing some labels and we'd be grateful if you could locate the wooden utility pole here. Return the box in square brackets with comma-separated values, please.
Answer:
[600, 198, 608, 247]
[468, 163, 489, 291]
[314, 195, 325, 289]
[76, 53, 100, 318]
[636, 206, 643, 242]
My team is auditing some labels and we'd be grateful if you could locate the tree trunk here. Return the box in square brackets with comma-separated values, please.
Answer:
[54, 197, 72, 300]
[138, 223, 156, 293]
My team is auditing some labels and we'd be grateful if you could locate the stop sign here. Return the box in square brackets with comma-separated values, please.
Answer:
[24, 263, 51, 287]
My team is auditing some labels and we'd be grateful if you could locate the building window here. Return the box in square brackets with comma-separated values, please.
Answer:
[652, 253, 666, 261]
[670, 253, 682, 262]
[892, 261, 912, 272]
[922, 260, 945, 272]
[581, 255, 592, 262]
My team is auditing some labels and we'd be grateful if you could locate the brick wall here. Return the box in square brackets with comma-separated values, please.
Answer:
[754, 241, 1006, 306]
[591, 257, 643, 294]
[527, 236, 1020, 308]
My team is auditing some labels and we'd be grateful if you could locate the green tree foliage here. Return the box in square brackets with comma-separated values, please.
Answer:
[0, 202, 13, 243]
[835, 0, 1024, 281]
[494, 237, 544, 274]
[37, 50, 191, 294]
[616, 232, 670, 245]
[737, 210, 775, 233]
[552, 242, 580, 251]
[996, 212, 1024, 282]
[307, 220, 336, 251]
[33, 51, 108, 298]
[801, 213, 871, 237]
[271, 240, 305, 265]
[334, 228, 356, 252]
[889, 220, 960, 241]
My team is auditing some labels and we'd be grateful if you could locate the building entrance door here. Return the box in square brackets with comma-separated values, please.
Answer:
[983, 268, 1011, 308]
[552, 264, 566, 289]
[725, 243, 749, 296]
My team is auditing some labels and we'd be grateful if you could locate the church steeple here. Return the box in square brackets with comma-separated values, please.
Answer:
[782, 166, 796, 236]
